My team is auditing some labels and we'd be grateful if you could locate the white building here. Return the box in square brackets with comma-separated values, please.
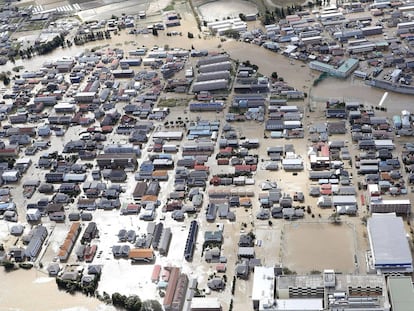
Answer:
[190, 297, 222, 311]
[252, 266, 276, 310]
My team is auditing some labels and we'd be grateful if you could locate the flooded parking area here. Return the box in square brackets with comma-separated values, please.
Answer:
[281, 222, 356, 274]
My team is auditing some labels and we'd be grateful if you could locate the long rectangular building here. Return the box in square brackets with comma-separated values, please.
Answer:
[192, 79, 228, 93]
[367, 213, 413, 274]
[309, 58, 359, 78]
[198, 61, 231, 73]
[369, 199, 411, 215]
[252, 266, 275, 310]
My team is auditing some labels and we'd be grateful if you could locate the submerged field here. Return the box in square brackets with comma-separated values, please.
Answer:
[281, 222, 357, 274]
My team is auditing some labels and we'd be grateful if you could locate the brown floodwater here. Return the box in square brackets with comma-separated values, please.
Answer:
[3, 18, 413, 114]
[1, 7, 413, 310]
[0, 269, 113, 311]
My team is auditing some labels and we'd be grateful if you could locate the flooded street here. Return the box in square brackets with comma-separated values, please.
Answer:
[2, 15, 413, 115]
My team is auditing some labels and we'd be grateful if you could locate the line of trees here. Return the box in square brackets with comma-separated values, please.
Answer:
[74, 30, 112, 45]
[35, 34, 65, 55]
[262, 1, 328, 25]
[56, 274, 162, 311]
[111, 292, 162, 311]
[18, 34, 67, 59]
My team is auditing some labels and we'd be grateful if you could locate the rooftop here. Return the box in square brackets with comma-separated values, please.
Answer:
[252, 266, 275, 301]
[367, 213, 412, 268]
[388, 277, 414, 311]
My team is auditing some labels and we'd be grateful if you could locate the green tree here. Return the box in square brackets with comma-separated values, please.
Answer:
[125, 295, 142, 311]
[223, 29, 240, 39]
[231, 276, 236, 295]
[3, 76, 10, 86]
[274, 7, 281, 18]
[282, 267, 296, 275]
[111, 292, 127, 307]
[329, 212, 342, 224]
[3, 260, 16, 271]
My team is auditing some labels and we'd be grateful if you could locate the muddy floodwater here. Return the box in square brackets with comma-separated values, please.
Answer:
[1, 2, 414, 310]
[0, 269, 114, 311]
[2, 17, 414, 113]
[282, 223, 356, 274]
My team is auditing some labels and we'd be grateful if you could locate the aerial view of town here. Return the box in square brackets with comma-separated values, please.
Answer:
[1, 0, 414, 310]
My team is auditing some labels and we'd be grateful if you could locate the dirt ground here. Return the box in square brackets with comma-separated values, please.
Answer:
[197, 0, 258, 21]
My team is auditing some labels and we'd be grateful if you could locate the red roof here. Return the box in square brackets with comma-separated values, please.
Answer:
[101, 126, 113, 133]
[320, 145, 330, 157]
[217, 159, 229, 165]
[151, 265, 161, 283]
[194, 165, 209, 171]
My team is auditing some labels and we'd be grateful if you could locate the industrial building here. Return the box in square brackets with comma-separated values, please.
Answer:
[192, 79, 229, 93]
[24, 225, 48, 261]
[282, 158, 304, 171]
[252, 266, 276, 310]
[198, 61, 232, 73]
[196, 71, 230, 82]
[309, 58, 359, 78]
[197, 55, 229, 66]
[206, 18, 247, 35]
[163, 267, 181, 310]
[387, 276, 414, 311]
[277, 270, 389, 311]
[189, 102, 224, 112]
[74, 92, 96, 102]
[369, 199, 411, 215]
[54, 102, 76, 113]
[367, 213, 413, 274]
[184, 220, 198, 261]
[152, 131, 183, 141]
[57, 222, 81, 262]
[190, 297, 222, 311]
[158, 227, 172, 255]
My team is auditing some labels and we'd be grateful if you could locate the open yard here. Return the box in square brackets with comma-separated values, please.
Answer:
[197, 0, 258, 21]
[281, 222, 357, 274]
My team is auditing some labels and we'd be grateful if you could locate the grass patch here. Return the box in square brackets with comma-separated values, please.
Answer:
[12, 66, 24, 72]
[89, 44, 110, 52]
[158, 98, 188, 107]
[17, 21, 47, 32]
[163, 1, 175, 12]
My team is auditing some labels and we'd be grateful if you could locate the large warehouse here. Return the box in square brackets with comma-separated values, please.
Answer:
[367, 213, 413, 274]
